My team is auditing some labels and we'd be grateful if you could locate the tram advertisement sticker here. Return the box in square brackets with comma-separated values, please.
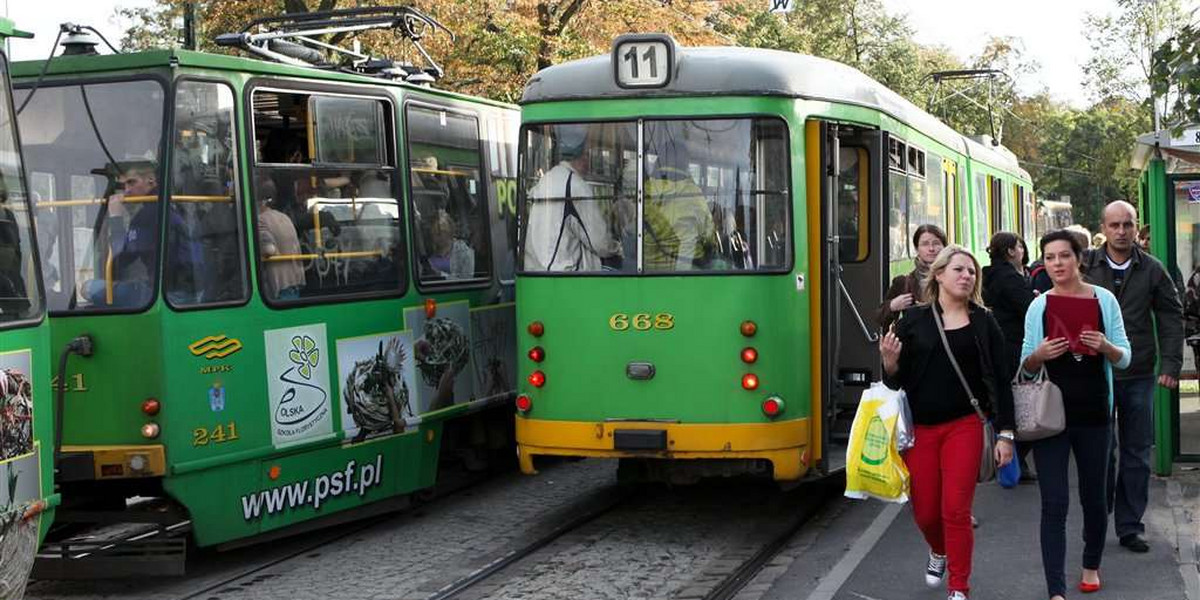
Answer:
[264, 324, 333, 447]
[0, 350, 33, 463]
[336, 331, 418, 444]
[470, 305, 516, 403]
[403, 302, 475, 414]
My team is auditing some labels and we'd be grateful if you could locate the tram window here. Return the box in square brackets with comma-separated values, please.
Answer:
[888, 170, 908, 260]
[166, 81, 247, 308]
[642, 118, 789, 272]
[973, 173, 988, 250]
[924, 151, 945, 231]
[907, 174, 931, 246]
[521, 121, 637, 273]
[312, 96, 385, 166]
[0, 58, 41, 323]
[405, 105, 493, 285]
[837, 147, 868, 263]
[16, 79, 166, 312]
[888, 139, 905, 171]
[251, 89, 403, 304]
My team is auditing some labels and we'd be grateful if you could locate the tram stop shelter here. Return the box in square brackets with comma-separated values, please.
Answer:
[1131, 127, 1200, 476]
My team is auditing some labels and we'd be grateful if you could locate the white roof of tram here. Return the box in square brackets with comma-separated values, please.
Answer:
[522, 44, 1030, 180]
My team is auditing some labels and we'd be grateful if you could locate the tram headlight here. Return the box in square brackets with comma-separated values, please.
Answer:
[141, 398, 161, 416]
[762, 396, 785, 419]
[128, 454, 149, 472]
[141, 422, 160, 439]
[528, 370, 546, 388]
[515, 394, 533, 413]
[740, 320, 757, 337]
[528, 321, 545, 337]
[741, 373, 759, 391]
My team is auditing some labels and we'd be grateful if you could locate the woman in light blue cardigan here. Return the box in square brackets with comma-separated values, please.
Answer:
[1020, 230, 1131, 600]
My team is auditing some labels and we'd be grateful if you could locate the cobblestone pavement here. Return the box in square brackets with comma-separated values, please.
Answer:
[450, 479, 835, 600]
[25, 459, 622, 600]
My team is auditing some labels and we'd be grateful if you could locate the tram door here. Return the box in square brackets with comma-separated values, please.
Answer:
[817, 122, 885, 471]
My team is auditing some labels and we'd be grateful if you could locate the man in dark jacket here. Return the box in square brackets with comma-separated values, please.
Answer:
[1083, 200, 1184, 553]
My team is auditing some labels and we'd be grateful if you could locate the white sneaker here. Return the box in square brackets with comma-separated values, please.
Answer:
[925, 551, 947, 587]
[948, 592, 967, 600]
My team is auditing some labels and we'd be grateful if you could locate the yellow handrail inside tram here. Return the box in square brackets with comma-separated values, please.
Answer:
[36, 194, 231, 208]
[264, 250, 384, 262]
[104, 250, 114, 305]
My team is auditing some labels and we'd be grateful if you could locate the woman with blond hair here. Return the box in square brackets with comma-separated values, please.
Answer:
[880, 245, 1015, 600]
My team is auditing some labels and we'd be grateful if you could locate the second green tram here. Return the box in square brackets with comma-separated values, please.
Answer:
[513, 35, 1037, 482]
[0, 17, 56, 598]
[13, 27, 520, 566]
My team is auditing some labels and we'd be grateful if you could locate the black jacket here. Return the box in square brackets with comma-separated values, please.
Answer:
[1083, 244, 1184, 380]
[879, 269, 922, 330]
[982, 261, 1035, 378]
[883, 302, 1016, 432]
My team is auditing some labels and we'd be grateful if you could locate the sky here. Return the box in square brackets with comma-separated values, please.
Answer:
[1, 0, 1191, 109]
[881, 0, 1193, 108]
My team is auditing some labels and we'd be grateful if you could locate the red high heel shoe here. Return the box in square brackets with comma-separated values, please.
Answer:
[1079, 574, 1102, 593]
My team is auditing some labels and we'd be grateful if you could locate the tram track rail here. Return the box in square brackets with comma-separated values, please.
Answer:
[701, 474, 843, 600]
[421, 472, 843, 600]
[424, 487, 635, 600]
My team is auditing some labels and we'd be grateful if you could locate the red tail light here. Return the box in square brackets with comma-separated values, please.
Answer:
[762, 396, 785, 418]
[425, 298, 437, 318]
[740, 347, 758, 364]
[528, 370, 546, 388]
[141, 398, 161, 416]
[515, 394, 533, 412]
[740, 320, 757, 337]
[528, 321, 545, 337]
[741, 373, 759, 391]
[528, 346, 545, 362]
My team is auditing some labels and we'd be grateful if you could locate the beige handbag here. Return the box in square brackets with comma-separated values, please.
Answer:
[1011, 367, 1065, 441]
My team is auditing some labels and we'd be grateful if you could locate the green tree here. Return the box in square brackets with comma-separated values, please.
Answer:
[1082, 0, 1187, 108]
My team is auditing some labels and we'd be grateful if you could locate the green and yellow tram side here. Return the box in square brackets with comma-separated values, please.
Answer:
[513, 35, 1034, 482]
[0, 16, 57, 595]
[13, 42, 519, 564]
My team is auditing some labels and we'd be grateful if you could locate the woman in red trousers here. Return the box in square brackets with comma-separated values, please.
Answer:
[880, 245, 1015, 600]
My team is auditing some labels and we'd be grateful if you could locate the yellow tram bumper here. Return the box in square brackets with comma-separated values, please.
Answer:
[60, 445, 167, 480]
[515, 418, 810, 481]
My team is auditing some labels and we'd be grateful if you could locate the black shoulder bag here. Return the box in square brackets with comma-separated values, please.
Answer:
[931, 308, 997, 483]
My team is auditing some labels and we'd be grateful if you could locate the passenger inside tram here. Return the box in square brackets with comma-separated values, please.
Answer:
[0, 182, 29, 317]
[523, 125, 619, 272]
[425, 208, 475, 279]
[643, 144, 717, 272]
[82, 163, 184, 308]
[256, 176, 305, 301]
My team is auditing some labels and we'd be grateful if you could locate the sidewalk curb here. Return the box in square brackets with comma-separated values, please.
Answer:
[1167, 479, 1200, 600]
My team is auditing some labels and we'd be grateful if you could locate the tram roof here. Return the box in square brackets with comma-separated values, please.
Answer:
[10, 48, 517, 110]
[522, 46, 1029, 180]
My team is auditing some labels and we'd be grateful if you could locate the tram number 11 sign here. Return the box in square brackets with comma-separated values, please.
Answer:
[612, 34, 675, 89]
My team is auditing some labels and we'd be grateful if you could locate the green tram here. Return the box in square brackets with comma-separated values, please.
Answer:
[0, 17, 56, 596]
[12, 9, 519, 569]
[513, 35, 1036, 482]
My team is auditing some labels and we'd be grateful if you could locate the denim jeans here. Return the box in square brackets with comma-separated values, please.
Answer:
[1108, 376, 1155, 538]
[1034, 425, 1112, 598]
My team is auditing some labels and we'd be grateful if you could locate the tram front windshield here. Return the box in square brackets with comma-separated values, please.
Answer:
[15, 80, 164, 312]
[519, 118, 790, 274]
[0, 55, 42, 323]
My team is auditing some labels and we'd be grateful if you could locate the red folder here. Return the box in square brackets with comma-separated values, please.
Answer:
[1045, 294, 1101, 355]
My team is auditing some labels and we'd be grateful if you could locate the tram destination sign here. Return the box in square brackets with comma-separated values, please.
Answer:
[612, 33, 676, 89]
